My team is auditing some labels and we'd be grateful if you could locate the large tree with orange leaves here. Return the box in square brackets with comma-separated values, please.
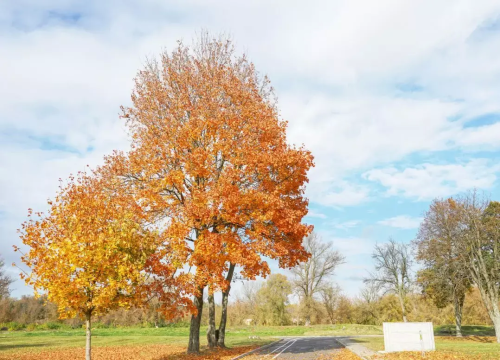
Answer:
[107, 34, 314, 353]
[17, 172, 157, 360]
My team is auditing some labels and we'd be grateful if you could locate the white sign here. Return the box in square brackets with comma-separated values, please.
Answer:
[383, 322, 435, 352]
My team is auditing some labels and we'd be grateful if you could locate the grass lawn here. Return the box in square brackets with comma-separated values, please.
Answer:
[0, 323, 383, 354]
[0, 328, 270, 353]
[0, 327, 273, 360]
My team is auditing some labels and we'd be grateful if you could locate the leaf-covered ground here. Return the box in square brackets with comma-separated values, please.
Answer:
[373, 351, 496, 360]
[1, 344, 499, 360]
[339, 347, 498, 360]
[352, 335, 500, 358]
[0, 344, 258, 360]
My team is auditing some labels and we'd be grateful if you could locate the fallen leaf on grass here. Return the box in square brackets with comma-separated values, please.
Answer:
[372, 351, 493, 360]
[331, 349, 363, 359]
[0, 345, 258, 360]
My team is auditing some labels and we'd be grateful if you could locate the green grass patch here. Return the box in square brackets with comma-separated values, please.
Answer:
[0, 324, 379, 354]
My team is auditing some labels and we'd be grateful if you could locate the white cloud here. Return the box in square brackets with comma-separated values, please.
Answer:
[306, 210, 328, 219]
[364, 159, 500, 200]
[308, 182, 370, 207]
[331, 220, 361, 231]
[457, 121, 500, 150]
[284, 95, 462, 183]
[378, 215, 423, 229]
[328, 236, 375, 257]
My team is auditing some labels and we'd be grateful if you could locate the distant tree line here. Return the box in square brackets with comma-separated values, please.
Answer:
[2, 221, 496, 333]
[0, 274, 491, 331]
[225, 280, 491, 328]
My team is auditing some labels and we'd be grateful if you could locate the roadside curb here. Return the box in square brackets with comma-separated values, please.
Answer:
[230, 339, 283, 360]
[335, 337, 371, 360]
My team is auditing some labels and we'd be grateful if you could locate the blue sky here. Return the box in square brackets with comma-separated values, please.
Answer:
[1, 0, 500, 300]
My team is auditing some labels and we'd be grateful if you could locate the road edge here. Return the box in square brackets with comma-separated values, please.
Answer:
[335, 337, 373, 360]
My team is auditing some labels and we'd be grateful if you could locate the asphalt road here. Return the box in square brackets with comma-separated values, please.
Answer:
[244, 337, 344, 359]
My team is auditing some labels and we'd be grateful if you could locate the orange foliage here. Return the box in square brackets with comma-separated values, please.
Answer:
[103, 36, 314, 314]
[16, 171, 156, 319]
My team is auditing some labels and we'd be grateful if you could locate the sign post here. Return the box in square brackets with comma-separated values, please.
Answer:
[383, 322, 435, 353]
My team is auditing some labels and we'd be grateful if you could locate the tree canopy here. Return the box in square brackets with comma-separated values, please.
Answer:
[415, 198, 472, 336]
[365, 239, 413, 322]
[17, 171, 157, 360]
[101, 34, 314, 352]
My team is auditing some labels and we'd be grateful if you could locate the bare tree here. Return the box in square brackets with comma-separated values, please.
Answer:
[415, 198, 472, 337]
[291, 233, 344, 325]
[360, 282, 381, 304]
[457, 191, 500, 343]
[356, 283, 382, 324]
[0, 257, 13, 299]
[364, 239, 412, 322]
[320, 284, 341, 324]
[241, 280, 260, 306]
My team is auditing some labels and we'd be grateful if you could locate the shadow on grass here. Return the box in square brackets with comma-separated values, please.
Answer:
[435, 325, 495, 337]
[348, 338, 379, 347]
[438, 335, 498, 343]
[0, 343, 49, 351]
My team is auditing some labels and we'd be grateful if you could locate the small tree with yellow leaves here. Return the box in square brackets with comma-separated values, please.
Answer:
[16, 171, 156, 360]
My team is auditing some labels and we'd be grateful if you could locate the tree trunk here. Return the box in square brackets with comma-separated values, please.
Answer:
[217, 263, 235, 348]
[398, 294, 407, 322]
[490, 304, 500, 343]
[207, 287, 217, 349]
[453, 292, 465, 337]
[475, 283, 500, 343]
[187, 286, 205, 353]
[304, 296, 312, 326]
[85, 311, 92, 360]
[493, 316, 500, 344]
